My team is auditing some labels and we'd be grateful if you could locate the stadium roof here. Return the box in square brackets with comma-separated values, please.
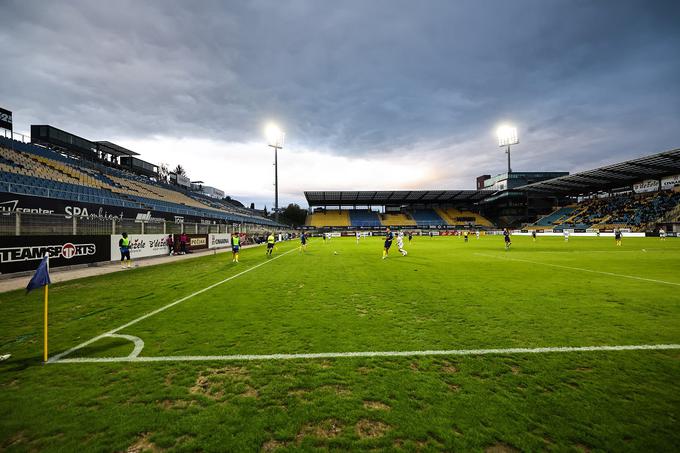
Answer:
[305, 190, 494, 206]
[516, 147, 680, 195]
[95, 141, 139, 156]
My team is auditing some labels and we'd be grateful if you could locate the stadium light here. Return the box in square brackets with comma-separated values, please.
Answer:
[496, 124, 518, 174]
[265, 123, 285, 223]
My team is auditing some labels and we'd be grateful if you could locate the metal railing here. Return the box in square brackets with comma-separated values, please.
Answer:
[0, 211, 280, 236]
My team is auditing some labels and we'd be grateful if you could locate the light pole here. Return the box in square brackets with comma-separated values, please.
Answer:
[266, 124, 285, 223]
[496, 125, 518, 174]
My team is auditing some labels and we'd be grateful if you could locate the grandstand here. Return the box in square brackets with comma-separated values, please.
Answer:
[303, 148, 680, 232]
[303, 190, 494, 229]
[0, 135, 278, 226]
[519, 147, 680, 231]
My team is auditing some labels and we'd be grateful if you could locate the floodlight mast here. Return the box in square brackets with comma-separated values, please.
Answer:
[266, 124, 285, 223]
[497, 125, 518, 174]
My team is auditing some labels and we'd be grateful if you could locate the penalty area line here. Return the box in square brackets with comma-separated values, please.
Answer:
[475, 253, 680, 287]
[51, 343, 680, 364]
[48, 247, 297, 363]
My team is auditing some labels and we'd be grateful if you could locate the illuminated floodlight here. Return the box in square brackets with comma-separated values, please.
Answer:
[266, 123, 285, 149]
[496, 125, 518, 147]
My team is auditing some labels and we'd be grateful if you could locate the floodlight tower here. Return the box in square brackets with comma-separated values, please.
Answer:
[266, 124, 285, 223]
[496, 125, 519, 174]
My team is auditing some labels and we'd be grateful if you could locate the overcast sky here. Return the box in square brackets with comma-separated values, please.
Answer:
[1, 0, 679, 208]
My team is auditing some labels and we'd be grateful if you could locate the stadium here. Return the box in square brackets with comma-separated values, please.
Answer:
[2, 2, 680, 452]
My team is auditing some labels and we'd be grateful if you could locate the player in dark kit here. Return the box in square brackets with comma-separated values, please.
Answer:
[503, 228, 511, 251]
[464, 231, 469, 242]
[382, 227, 394, 259]
[531, 230, 537, 242]
[615, 229, 622, 246]
[408, 232, 413, 243]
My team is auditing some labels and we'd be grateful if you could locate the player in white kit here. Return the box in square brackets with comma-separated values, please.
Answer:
[397, 232, 408, 256]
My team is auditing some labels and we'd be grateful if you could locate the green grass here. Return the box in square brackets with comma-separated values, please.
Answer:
[1, 235, 679, 452]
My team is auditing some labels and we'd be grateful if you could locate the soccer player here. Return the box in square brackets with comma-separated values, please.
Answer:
[231, 233, 240, 262]
[382, 227, 394, 259]
[563, 230, 570, 242]
[408, 232, 413, 243]
[531, 230, 537, 242]
[397, 232, 408, 256]
[659, 228, 666, 241]
[266, 232, 275, 256]
[356, 231, 361, 244]
[503, 228, 511, 251]
[615, 229, 622, 246]
[464, 231, 469, 243]
[300, 231, 308, 252]
[475, 230, 480, 240]
[119, 232, 132, 268]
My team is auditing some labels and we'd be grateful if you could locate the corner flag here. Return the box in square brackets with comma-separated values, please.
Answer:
[26, 255, 51, 293]
[26, 254, 51, 362]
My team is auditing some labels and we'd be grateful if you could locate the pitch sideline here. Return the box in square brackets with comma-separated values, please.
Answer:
[51, 343, 680, 364]
[48, 246, 298, 363]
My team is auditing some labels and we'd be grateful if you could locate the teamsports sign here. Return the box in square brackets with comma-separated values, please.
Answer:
[0, 235, 111, 274]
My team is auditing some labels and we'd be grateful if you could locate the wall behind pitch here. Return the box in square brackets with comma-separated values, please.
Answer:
[110, 234, 169, 261]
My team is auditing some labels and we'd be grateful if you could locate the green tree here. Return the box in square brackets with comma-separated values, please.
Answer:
[278, 203, 307, 226]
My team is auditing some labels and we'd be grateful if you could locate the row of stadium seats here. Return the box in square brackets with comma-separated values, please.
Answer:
[0, 137, 278, 225]
[306, 208, 493, 228]
[532, 190, 680, 230]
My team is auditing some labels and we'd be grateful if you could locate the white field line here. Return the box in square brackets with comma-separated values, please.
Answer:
[106, 334, 145, 358]
[48, 247, 297, 363]
[475, 253, 680, 287]
[51, 343, 680, 364]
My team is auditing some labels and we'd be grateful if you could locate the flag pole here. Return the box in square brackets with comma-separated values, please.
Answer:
[43, 254, 50, 363]
[44, 284, 49, 362]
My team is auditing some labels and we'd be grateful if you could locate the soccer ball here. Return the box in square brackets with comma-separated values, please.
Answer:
[333, 251, 338, 255]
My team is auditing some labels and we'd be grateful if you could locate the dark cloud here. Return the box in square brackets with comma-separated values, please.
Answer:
[1, 0, 679, 180]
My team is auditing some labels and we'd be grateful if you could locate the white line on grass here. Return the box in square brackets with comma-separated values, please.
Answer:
[106, 334, 145, 358]
[51, 343, 680, 363]
[475, 253, 680, 286]
[48, 247, 297, 363]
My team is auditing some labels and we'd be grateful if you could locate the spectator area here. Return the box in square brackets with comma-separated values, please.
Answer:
[0, 137, 276, 225]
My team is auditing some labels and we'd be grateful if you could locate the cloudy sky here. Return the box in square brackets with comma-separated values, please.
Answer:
[1, 0, 679, 208]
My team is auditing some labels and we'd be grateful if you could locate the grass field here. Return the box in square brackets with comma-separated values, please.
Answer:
[1, 235, 679, 452]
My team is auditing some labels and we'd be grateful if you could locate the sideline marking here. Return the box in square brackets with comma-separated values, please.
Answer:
[51, 344, 680, 363]
[48, 247, 297, 363]
[475, 253, 680, 287]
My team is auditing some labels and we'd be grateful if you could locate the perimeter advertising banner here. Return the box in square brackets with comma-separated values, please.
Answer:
[172, 234, 210, 252]
[0, 235, 111, 274]
[109, 234, 170, 261]
[0, 193, 226, 224]
[208, 233, 231, 249]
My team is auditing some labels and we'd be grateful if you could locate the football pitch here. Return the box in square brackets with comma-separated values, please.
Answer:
[1, 235, 679, 451]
